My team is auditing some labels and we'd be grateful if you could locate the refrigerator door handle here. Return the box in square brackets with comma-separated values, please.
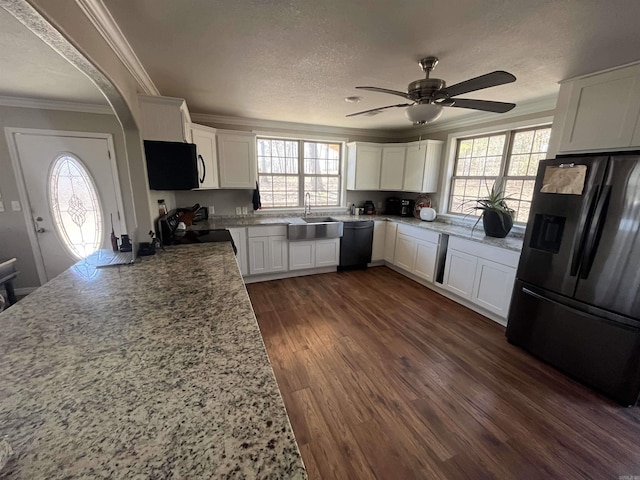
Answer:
[570, 187, 600, 276]
[579, 185, 612, 279]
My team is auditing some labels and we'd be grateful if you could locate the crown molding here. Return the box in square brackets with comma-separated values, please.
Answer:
[414, 94, 558, 135]
[74, 0, 159, 95]
[0, 95, 113, 114]
[190, 112, 407, 140]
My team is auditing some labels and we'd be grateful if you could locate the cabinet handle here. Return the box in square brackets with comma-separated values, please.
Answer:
[198, 154, 206, 183]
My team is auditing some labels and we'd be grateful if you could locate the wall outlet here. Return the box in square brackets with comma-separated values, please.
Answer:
[377, 202, 383, 210]
[235, 206, 242, 215]
[209, 205, 215, 215]
[242, 206, 248, 215]
[0, 201, 4, 212]
[11, 200, 21, 212]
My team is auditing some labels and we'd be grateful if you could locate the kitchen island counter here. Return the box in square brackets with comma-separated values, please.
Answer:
[0, 244, 306, 479]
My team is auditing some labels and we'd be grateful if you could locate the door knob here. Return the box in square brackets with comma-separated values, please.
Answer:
[36, 228, 45, 233]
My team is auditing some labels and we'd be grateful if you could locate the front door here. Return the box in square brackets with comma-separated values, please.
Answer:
[12, 131, 124, 282]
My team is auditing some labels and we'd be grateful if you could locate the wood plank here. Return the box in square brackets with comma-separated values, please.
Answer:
[247, 266, 640, 479]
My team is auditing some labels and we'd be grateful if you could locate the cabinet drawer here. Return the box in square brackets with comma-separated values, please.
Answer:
[448, 236, 519, 268]
[397, 224, 439, 244]
[248, 225, 288, 237]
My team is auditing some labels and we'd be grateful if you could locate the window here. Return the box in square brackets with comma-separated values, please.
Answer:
[449, 126, 551, 223]
[257, 138, 341, 208]
[48, 154, 103, 259]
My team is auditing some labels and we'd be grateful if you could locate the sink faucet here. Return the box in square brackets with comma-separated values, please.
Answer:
[304, 192, 311, 217]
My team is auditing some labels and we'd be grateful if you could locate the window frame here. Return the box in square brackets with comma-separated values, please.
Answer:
[446, 123, 553, 224]
[256, 136, 344, 211]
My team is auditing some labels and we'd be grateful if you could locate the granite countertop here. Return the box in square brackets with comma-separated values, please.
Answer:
[191, 214, 524, 252]
[0, 244, 306, 479]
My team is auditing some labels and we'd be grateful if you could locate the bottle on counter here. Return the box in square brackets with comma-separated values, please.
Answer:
[158, 199, 168, 217]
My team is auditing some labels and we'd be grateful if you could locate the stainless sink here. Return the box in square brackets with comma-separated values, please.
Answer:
[288, 217, 344, 240]
[303, 216, 337, 223]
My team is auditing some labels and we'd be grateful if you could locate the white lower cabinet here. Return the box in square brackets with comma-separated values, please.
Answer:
[443, 237, 518, 317]
[227, 227, 248, 276]
[289, 241, 315, 270]
[289, 238, 340, 270]
[414, 240, 438, 282]
[392, 224, 440, 282]
[442, 249, 477, 298]
[384, 221, 398, 263]
[315, 239, 340, 267]
[472, 258, 516, 317]
[371, 220, 386, 262]
[247, 226, 288, 275]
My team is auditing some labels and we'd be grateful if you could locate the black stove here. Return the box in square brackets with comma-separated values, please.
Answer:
[158, 211, 237, 254]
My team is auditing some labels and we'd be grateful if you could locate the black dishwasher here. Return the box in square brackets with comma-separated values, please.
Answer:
[339, 221, 374, 270]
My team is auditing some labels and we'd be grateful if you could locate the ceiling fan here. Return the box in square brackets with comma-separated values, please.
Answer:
[347, 56, 517, 125]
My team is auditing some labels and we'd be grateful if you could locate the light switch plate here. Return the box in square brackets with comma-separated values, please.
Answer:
[0, 201, 4, 212]
[209, 205, 215, 215]
[235, 207, 242, 215]
[11, 200, 21, 211]
[242, 206, 248, 215]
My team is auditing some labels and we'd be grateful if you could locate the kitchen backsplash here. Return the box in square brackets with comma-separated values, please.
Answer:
[173, 189, 433, 216]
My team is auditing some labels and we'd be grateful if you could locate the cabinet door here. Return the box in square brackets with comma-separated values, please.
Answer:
[137, 95, 189, 142]
[403, 141, 443, 192]
[403, 144, 426, 192]
[248, 237, 269, 275]
[348, 143, 382, 190]
[380, 146, 406, 190]
[394, 233, 417, 271]
[560, 65, 640, 152]
[228, 227, 248, 276]
[371, 221, 386, 262]
[191, 125, 219, 189]
[316, 238, 340, 267]
[384, 222, 398, 263]
[217, 132, 257, 188]
[289, 241, 315, 270]
[413, 240, 438, 282]
[443, 248, 478, 299]
[269, 236, 288, 272]
[472, 259, 516, 316]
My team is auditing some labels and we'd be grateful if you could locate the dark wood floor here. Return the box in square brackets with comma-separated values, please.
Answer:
[247, 267, 640, 480]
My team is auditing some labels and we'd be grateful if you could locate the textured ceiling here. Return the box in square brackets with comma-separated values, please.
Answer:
[0, 7, 106, 105]
[100, 0, 640, 130]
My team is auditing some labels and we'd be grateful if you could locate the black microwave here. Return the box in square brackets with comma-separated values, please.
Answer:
[144, 140, 198, 190]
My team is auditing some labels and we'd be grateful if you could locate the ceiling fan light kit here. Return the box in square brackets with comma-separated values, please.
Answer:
[347, 56, 517, 125]
[405, 103, 443, 124]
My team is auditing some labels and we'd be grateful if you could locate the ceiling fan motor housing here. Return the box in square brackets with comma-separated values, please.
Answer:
[408, 78, 447, 102]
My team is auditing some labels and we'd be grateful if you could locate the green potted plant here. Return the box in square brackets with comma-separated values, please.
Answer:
[468, 184, 515, 238]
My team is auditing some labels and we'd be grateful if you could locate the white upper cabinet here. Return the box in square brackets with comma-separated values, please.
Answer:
[346, 140, 441, 192]
[380, 145, 406, 190]
[403, 140, 443, 192]
[190, 124, 219, 189]
[346, 143, 382, 190]
[554, 63, 640, 153]
[138, 94, 192, 142]
[217, 130, 257, 189]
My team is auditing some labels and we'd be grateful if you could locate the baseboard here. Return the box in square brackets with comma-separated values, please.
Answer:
[243, 266, 337, 284]
[14, 287, 38, 296]
[384, 262, 507, 327]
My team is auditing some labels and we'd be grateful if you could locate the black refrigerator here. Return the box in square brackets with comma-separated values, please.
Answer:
[507, 152, 640, 406]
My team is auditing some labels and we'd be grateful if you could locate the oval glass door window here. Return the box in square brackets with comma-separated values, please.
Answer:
[48, 155, 103, 259]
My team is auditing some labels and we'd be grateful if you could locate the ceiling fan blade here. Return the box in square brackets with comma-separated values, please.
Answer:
[442, 71, 516, 98]
[446, 98, 516, 113]
[355, 86, 413, 100]
[346, 103, 413, 117]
